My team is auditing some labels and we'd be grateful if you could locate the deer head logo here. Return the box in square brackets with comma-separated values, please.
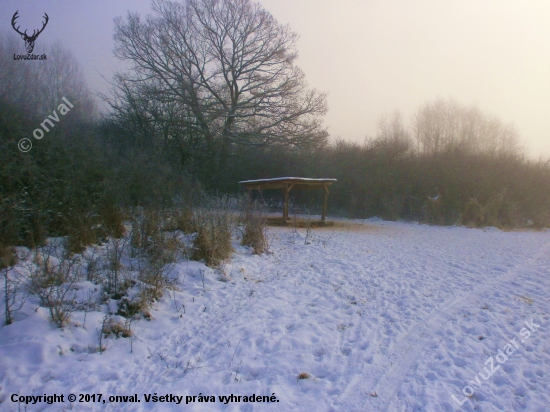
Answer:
[11, 11, 49, 54]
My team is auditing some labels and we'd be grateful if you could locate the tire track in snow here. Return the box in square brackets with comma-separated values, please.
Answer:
[341, 239, 550, 411]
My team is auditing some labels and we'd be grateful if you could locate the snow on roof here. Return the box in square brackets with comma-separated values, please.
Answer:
[239, 177, 337, 184]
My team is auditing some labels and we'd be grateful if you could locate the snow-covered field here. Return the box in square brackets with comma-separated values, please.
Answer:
[1, 219, 550, 411]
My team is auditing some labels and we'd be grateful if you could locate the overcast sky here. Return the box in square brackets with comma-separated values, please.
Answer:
[2, 0, 549, 157]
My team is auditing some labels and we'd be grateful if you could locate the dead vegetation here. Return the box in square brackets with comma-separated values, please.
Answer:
[191, 198, 234, 266]
[25, 246, 81, 327]
[101, 315, 133, 338]
[1, 194, 257, 357]
[240, 197, 268, 254]
[460, 191, 522, 229]
[2, 246, 23, 325]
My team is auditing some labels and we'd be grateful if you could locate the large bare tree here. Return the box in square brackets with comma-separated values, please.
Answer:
[112, 0, 328, 180]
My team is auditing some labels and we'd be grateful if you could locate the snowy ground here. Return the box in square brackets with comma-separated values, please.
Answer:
[1, 219, 550, 411]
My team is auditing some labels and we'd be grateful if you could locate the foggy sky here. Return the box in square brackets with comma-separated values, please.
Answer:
[1, 0, 549, 157]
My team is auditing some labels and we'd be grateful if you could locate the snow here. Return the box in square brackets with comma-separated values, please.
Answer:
[1, 219, 550, 411]
[238, 177, 337, 184]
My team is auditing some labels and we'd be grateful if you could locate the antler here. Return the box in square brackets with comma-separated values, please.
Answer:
[11, 11, 26, 37]
[11, 11, 49, 40]
[29, 13, 49, 40]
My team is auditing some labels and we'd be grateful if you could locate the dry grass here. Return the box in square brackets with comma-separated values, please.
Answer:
[518, 295, 534, 305]
[297, 372, 311, 380]
[192, 221, 232, 266]
[138, 266, 169, 300]
[191, 200, 233, 267]
[102, 316, 133, 338]
[240, 199, 268, 254]
[116, 295, 151, 319]
[100, 203, 126, 238]
[66, 219, 99, 254]
[165, 208, 194, 233]
[129, 208, 190, 263]
[0, 245, 17, 269]
[147, 234, 186, 267]
[129, 209, 162, 251]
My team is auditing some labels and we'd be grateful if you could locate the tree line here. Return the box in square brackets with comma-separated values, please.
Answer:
[2, 0, 550, 254]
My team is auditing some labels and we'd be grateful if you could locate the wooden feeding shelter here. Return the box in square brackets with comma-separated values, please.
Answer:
[239, 177, 337, 224]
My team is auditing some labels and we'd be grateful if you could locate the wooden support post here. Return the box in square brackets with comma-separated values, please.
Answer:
[282, 183, 296, 220]
[283, 185, 289, 220]
[322, 184, 329, 221]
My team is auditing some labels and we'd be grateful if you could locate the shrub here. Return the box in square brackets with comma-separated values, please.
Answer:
[147, 233, 185, 267]
[240, 198, 268, 254]
[100, 203, 126, 238]
[66, 218, 101, 255]
[129, 207, 187, 264]
[129, 214, 145, 251]
[101, 315, 133, 338]
[134, 265, 172, 315]
[191, 198, 233, 266]
[129, 208, 162, 252]
[103, 239, 128, 299]
[483, 194, 504, 227]
[460, 199, 484, 227]
[460, 193, 523, 229]
[422, 197, 444, 225]
[27, 252, 80, 327]
[165, 208, 194, 233]
[0, 245, 17, 270]
[496, 199, 521, 228]
[116, 295, 151, 320]
[532, 210, 550, 229]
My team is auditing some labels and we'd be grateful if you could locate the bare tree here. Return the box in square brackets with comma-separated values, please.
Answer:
[412, 98, 523, 157]
[375, 111, 410, 146]
[112, 0, 328, 180]
[36, 42, 96, 120]
[0, 34, 37, 115]
[1, 246, 24, 326]
[0, 33, 95, 121]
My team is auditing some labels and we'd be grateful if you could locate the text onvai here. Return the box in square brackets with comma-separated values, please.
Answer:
[33, 97, 74, 140]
